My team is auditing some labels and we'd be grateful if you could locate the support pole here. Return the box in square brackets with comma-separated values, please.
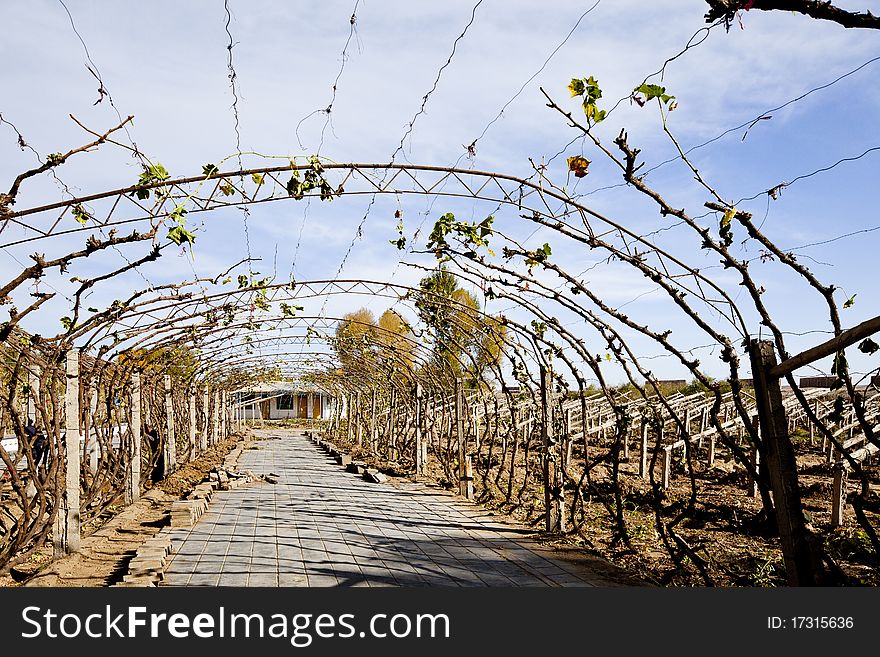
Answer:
[370, 388, 377, 452]
[25, 366, 41, 499]
[564, 407, 573, 467]
[831, 463, 848, 527]
[541, 365, 563, 531]
[749, 338, 820, 586]
[163, 375, 175, 476]
[356, 390, 363, 445]
[201, 386, 209, 452]
[126, 371, 141, 506]
[189, 390, 197, 458]
[639, 419, 649, 479]
[221, 390, 228, 439]
[213, 389, 220, 445]
[347, 392, 353, 443]
[455, 378, 473, 499]
[661, 446, 672, 491]
[86, 387, 98, 474]
[415, 383, 424, 475]
[55, 350, 81, 556]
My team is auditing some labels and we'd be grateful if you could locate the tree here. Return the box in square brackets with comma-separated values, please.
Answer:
[376, 309, 415, 372]
[333, 307, 416, 381]
[415, 266, 507, 385]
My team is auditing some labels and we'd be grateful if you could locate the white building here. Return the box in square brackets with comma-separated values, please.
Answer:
[236, 381, 334, 420]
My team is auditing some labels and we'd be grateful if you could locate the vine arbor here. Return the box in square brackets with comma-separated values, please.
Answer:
[1, 93, 878, 586]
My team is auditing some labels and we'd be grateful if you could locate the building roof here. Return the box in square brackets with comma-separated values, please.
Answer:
[233, 380, 328, 394]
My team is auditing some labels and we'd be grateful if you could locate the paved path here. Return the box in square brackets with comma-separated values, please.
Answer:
[161, 430, 600, 587]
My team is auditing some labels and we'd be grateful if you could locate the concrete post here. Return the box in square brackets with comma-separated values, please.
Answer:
[347, 392, 354, 443]
[213, 389, 220, 444]
[25, 366, 41, 498]
[189, 390, 197, 458]
[370, 388, 378, 451]
[54, 350, 81, 556]
[639, 419, 649, 479]
[355, 391, 363, 445]
[831, 463, 848, 527]
[163, 375, 175, 476]
[415, 383, 424, 475]
[85, 387, 98, 474]
[221, 390, 228, 439]
[661, 446, 672, 490]
[564, 407, 573, 467]
[455, 378, 472, 498]
[201, 387, 209, 452]
[27, 366, 38, 423]
[126, 371, 141, 505]
[541, 365, 563, 531]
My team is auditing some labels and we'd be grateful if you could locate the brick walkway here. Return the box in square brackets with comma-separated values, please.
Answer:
[161, 430, 601, 587]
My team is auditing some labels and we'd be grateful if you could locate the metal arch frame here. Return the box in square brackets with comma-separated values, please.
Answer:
[3, 163, 569, 243]
[2, 160, 745, 337]
[80, 278, 532, 355]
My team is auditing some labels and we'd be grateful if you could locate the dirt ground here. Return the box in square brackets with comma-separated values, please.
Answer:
[0, 436, 243, 588]
[339, 430, 879, 587]
[7, 424, 872, 588]
[3, 428, 647, 588]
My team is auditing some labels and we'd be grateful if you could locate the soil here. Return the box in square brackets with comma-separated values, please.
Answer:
[338, 430, 880, 587]
[5, 425, 874, 588]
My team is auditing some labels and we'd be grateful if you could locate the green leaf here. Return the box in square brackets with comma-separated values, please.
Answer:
[46, 153, 64, 166]
[251, 173, 264, 185]
[72, 204, 92, 225]
[634, 83, 676, 107]
[167, 225, 196, 246]
[237, 275, 249, 288]
[219, 182, 235, 196]
[858, 338, 879, 355]
[202, 163, 218, 176]
[843, 294, 856, 309]
[169, 205, 187, 223]
[134, 162, 170, 199]
[60, 316, 74, 330]
[569, 75, 605, 125]
[280, 302, 304, 317]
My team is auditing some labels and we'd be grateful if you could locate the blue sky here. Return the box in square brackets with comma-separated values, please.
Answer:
[1, 1, 879, 385]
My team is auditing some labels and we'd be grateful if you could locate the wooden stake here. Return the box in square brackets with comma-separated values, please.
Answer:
[749, 338, 820, 586]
